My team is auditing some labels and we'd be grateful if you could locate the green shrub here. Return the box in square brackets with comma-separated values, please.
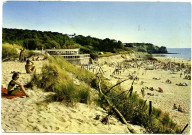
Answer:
[162, 113, 170, 125]
[32, 56, 92, 104]
[54, 82, 77, 102]
[25, 50, 36, 58]
[152, 108, 162, 118]
[2, 44, 19, 59]
[78, 85, 91, 104]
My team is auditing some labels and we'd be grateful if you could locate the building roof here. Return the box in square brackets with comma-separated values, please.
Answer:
[46, 48, 80, 51]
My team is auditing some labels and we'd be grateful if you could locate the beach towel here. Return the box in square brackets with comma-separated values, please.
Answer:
[185, 82, 188, 86]
[158, 87, 163, 93]
[1, 87, 26, 99]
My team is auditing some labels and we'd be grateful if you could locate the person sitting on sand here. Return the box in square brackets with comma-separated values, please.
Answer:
[141, 87, 145, 98]
[8, 73, 29, 97]
[166, 79, 172, 84]
[178, 105, 183, 112]
[173, 104, 177, 110]
[149, 87, 154, 91]
[140, 81, 144, 85]
[25, 60, 36, 74]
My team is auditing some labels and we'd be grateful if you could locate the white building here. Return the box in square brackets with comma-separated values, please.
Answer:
[46, 48, 90, 65]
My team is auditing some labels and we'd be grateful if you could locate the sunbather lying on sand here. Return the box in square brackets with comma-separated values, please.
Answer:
[149, 87, 154, 91]
[8, 73, 29, 97]
[147, 93, 154, 96]
[25, 60, 36, 74]
[153, 77, 160, 80]
[176, 83, 186, 86]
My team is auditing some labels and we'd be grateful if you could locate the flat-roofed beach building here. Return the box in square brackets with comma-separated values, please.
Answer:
[46, 48, 90, 65]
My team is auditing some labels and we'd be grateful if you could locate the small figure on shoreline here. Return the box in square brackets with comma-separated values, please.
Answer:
[7, 73, 29, 97]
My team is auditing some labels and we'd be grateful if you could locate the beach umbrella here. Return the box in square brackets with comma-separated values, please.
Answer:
[158, 87, 163, 92]
[185, 82, 188, 86]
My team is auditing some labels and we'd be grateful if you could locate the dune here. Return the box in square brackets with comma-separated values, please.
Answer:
[1, 60, 146, 133]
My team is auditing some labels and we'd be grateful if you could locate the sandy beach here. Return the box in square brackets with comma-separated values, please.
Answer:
[1, 60, 146, 133]
[1, 54, 191, 133]
[97, 55, 191, 133]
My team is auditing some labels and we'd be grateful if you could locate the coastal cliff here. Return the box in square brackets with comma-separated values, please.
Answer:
[125, 43, 168, 54]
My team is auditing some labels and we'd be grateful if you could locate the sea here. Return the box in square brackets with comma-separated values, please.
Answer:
[153, 48, 191, 60]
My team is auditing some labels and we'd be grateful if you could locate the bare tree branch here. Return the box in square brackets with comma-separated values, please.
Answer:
[96, 75, 137, 133]
[105, 79, 129, 95]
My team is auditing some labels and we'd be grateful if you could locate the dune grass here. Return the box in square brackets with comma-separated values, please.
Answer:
[32, 57, 91, 104]
[32, 56, 181, 133]
[2, 43, 20, 59]
[2, 43, 39, 60]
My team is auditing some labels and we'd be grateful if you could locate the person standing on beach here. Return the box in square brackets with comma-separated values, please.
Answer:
[180, 72, 182, 78]
[8, 73, 29, 97]
[141, 87, 145, 98]
[19, 48, 25, 62]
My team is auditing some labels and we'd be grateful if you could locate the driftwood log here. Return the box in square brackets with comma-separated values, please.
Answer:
[97, 75, 136, 133]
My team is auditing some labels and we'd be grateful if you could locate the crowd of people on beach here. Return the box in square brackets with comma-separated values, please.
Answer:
[82, 57, 191, 113]
[85, 58, 191, 82]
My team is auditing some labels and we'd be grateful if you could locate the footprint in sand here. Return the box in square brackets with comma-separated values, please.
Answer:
[56, 117, 67, 122]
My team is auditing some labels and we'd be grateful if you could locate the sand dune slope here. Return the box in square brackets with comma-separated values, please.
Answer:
[1, 61, 146, 133]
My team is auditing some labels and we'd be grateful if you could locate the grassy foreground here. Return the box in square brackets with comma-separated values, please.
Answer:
[32, 56, 181, 133]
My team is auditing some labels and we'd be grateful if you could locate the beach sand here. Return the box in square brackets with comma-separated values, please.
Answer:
[1, 60, 146, 133]
[97, 55, 191, 133]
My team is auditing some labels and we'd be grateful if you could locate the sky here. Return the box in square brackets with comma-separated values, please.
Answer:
[2, 1, 191, 48]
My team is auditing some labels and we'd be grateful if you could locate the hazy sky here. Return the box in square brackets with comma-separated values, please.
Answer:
[2, 1, 191, 48]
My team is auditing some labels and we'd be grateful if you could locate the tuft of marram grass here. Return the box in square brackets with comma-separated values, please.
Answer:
[32, 56, 92, 104]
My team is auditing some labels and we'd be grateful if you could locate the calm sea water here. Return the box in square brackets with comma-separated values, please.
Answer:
[167, 48, 191, 59]
[154, 48, 191, 59]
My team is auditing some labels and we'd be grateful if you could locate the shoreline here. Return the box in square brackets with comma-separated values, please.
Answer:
[154, 57, 191, 65]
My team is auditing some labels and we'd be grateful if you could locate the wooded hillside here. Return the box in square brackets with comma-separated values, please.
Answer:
[2, 28, 167, 54]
